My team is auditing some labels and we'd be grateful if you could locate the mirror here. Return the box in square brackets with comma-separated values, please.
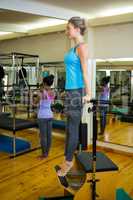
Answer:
[0, 10, 67, 156]
[96, 59, 133, 147]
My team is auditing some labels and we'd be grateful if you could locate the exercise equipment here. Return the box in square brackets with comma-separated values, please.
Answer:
[75, 151, 118, 173]
[116, 188, 133, 200]
[0, 112, 10, 118]
[0, 117, 37, 131]
[120, 114, 133, 123]
[79, 122, 88, 150]
[0, 134, 31, 154]
[0, 52, 40, 157]
[52, 119, 66, 130]
[0, 116, 37, 156]
[0, 52, 40, 117]
[39, 99, 132, 199]
[75, 100, 118, 200]
[53, 164, 86, 200]
[55, 163, 86, 196]
[96, 69, 132, 103]
[111, 106, 133, 123]
[38, 195, 74, 200]
[52, 99, 119, 200]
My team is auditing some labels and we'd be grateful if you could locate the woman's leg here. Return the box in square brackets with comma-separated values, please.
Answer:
[58, 89, 83, 176]
[65, 110, 81, 161]
[64, 116, 70, 157]
[38, 118, 48, 156]
[100, 107, 107, 134]
[102, 107, 107, 132]
[46, 119, 52, 155]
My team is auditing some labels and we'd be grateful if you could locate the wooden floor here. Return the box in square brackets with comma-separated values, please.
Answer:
[0, 134, 133, 200]
[98, 118, 133, 147]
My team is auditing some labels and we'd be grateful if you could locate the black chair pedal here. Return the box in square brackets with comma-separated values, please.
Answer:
[55, 165, 69, 188]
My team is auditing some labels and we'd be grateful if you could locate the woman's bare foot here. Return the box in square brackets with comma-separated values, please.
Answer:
[37, 153, 48, 160]
[57, 161, 73, 176]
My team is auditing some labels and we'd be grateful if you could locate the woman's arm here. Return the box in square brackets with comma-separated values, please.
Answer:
[77, 43, 91, 101]
[48, 89, 55, 100]
[32, 93, 40, 106]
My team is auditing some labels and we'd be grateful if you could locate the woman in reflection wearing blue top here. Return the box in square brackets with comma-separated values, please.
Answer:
[56, 17, 91, 176]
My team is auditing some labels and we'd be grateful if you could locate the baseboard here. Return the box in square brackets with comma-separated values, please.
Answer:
[87, 142, 133, 156]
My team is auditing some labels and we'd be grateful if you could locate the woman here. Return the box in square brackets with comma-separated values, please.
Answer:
[0, 65, 5, 102]
[99, 76, 110, 135]
[37, 75, 55, 159]
[57, 16, 91, 176]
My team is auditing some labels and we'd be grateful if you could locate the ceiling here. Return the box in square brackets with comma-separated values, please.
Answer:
[0, 9, 66, 40]
[0, 9, 48, 24]
[0, 9, 66, 32]
[97, 59, 133, 69]
[32, 0, 133, 18]
[0, 0, 133, 40]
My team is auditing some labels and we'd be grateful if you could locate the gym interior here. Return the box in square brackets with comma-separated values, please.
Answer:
[0, 1, 133, 200]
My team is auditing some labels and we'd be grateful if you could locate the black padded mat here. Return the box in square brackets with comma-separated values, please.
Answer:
[0, 117, 37, 131]
[75, 151, 118, 173]
[0, 112, 10, 118]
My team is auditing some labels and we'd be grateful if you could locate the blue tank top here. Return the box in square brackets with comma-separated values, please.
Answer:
[64, 46, 85, 90]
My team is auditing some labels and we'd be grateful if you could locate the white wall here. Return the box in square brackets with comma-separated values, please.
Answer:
[94, 23, 133, 59]
[0, 31, 70, 62]
[0, 22, 133, 61]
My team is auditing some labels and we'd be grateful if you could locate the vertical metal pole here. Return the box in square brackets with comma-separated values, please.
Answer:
[27, 84, 30, 119]
[36, 56, 40, 86]
[131, 71, 133, 101]
[92, 100, 97, 200]
[12, 53, 16, 157]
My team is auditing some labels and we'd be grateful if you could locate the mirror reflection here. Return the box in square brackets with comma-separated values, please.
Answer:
[96, 60, 133, 147]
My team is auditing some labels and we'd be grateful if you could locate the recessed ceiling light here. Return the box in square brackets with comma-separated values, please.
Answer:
[98, 6, 133, 17]
[0, 32, 12, 36]
[96, 58, 133, 62]
[25, 18, 66, 30]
